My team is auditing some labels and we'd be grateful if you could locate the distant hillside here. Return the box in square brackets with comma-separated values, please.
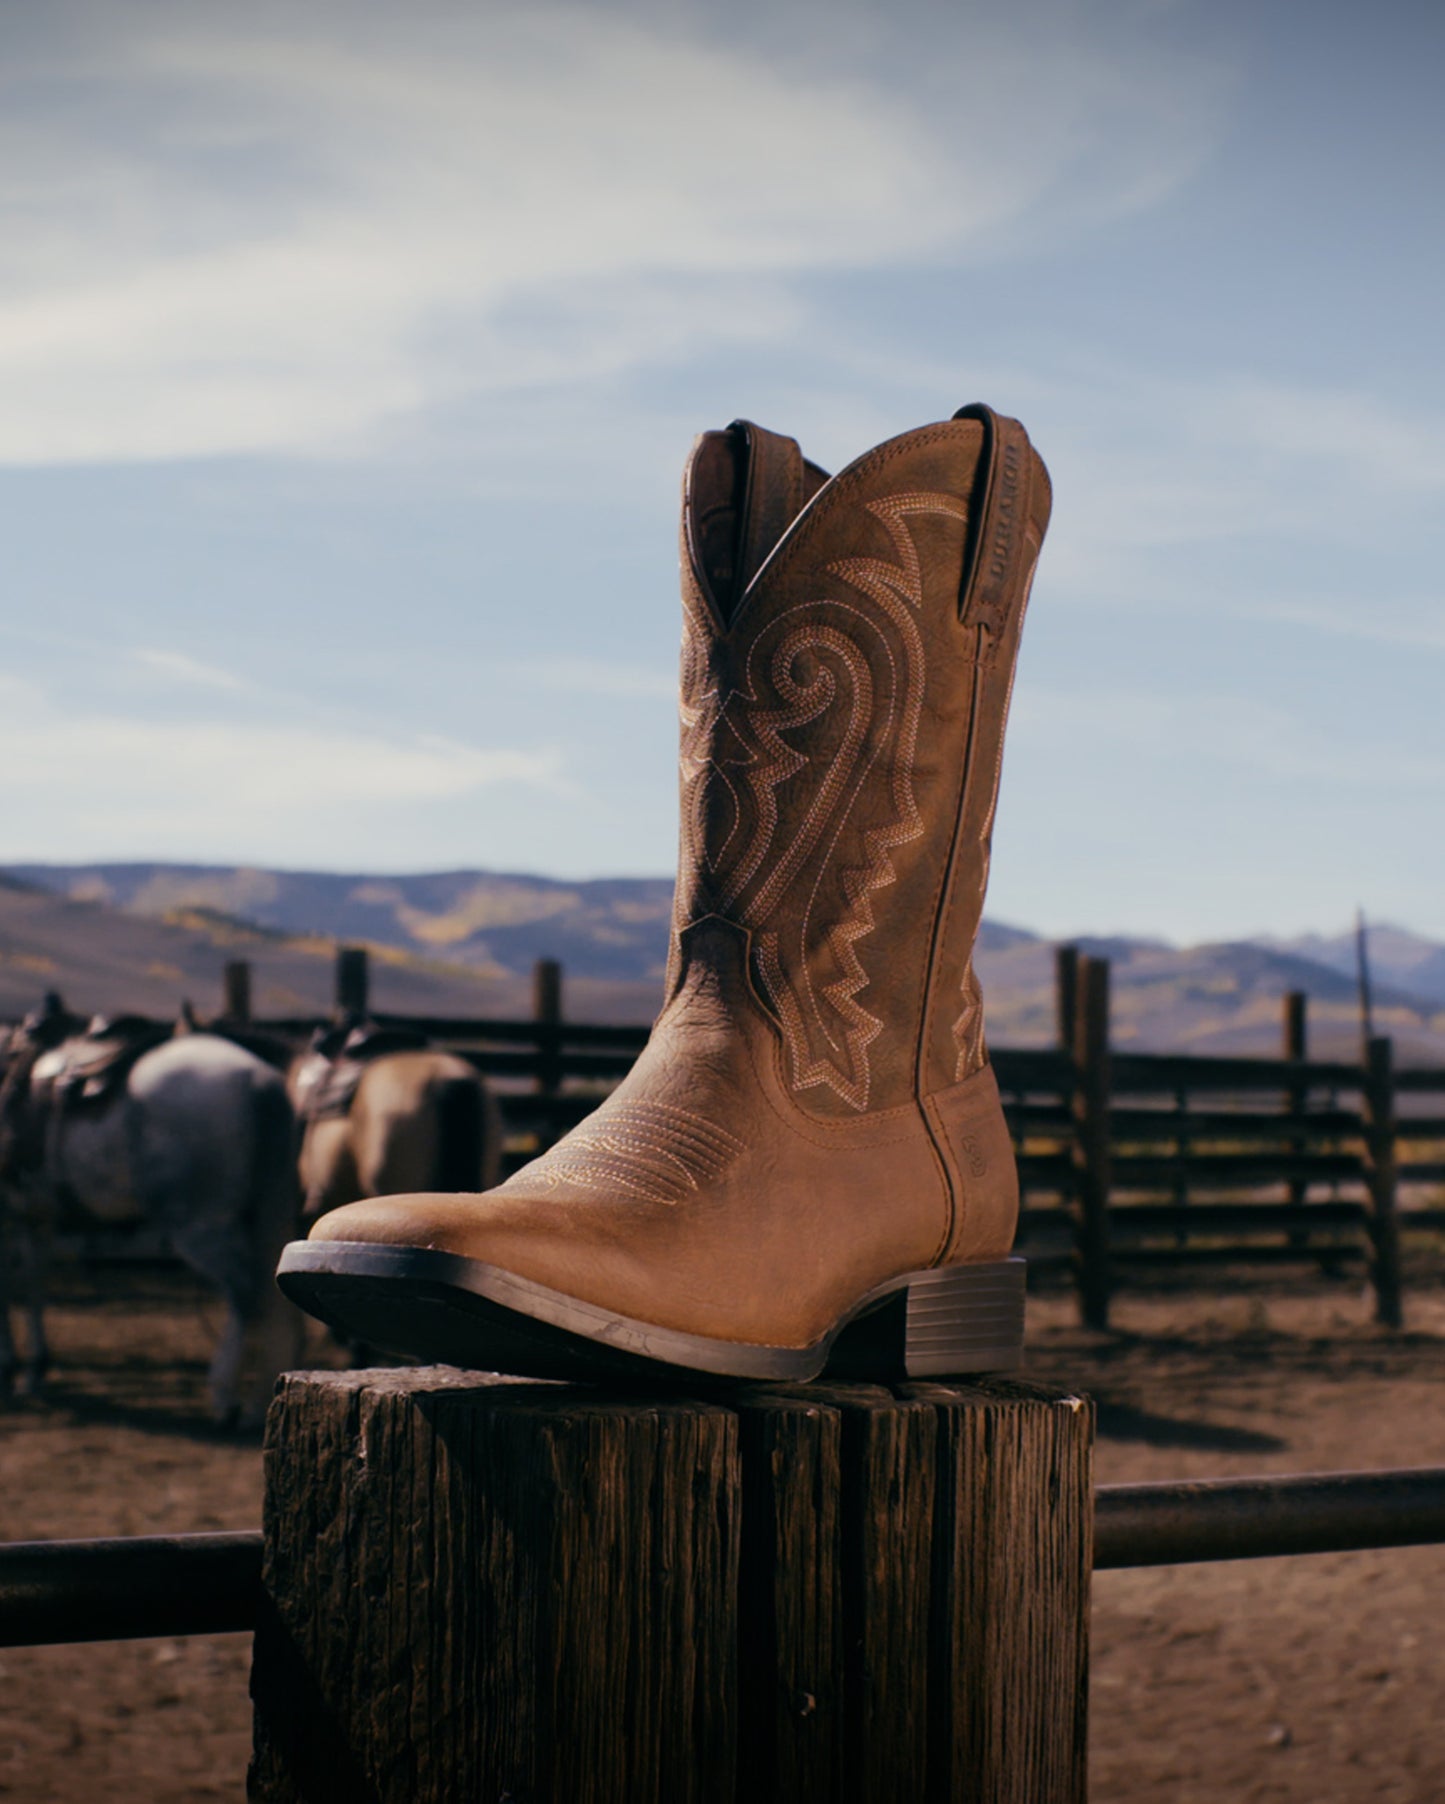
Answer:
[1, 861, 1056, 988]
[6, 862, 675, 985]
[5, 862, 1445, 1060]
[0, 872, 659, 1024]
[1263, 924, 1445, 1009]
[973, 933, 1445, 1064]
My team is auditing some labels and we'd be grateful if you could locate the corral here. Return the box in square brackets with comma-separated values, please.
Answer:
[4, 952, 1445, 1799]
[4, 1263, 1445, 1801]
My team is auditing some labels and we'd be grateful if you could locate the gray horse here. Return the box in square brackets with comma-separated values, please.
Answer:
[0, 1021, 304, 1424]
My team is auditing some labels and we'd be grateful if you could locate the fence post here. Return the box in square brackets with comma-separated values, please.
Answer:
[1283, 991, 1308, 1064]
[1364, 1035, 1402, 1329]
[1282, 991, 1309, 1245]
[222, 959, 252, 1024]
[533, 958, 564, 1149]
[1073, 955, 1112, 1332]
[250, 1370, 1093, 1804]
[1172, 1081, 1190, 1245]
[533, 957, 563, 1091]
[335, 946, 369, 1021]
[1054, 944, 1079, 1053]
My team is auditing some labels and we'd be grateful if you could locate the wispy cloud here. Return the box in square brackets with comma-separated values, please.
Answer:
[0, 0, 1228, 466]
[510, 658, 678, 700]
[1010, 685, 1445, 790]
[132, 648, 250, 691]
[1240, 597, 1445, 654]
[1232, 382, 1445, 492]
[0, 674, 570, 856]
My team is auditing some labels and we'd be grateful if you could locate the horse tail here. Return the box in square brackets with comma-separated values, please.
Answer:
[433, 1074, 489, 1192]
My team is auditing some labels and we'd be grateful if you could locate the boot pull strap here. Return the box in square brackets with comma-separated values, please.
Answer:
[951, 403, 1037, 636]
[730, 419, 807, 598]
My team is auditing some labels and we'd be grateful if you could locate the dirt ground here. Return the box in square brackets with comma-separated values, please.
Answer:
[3, 1266, 1445, 1802]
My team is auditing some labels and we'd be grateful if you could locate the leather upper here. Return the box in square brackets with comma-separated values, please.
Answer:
[309, 406, 1051, 1346]
[671, 410, 1050, 1125]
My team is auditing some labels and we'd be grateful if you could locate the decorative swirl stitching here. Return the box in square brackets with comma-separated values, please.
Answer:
[674, 492, 968, 1111]
[724, 621, 870, 915]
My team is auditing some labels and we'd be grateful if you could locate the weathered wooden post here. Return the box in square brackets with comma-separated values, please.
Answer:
[532, 957, 563, 1085]
[1283, 991, 1309, 1245]
[1054, 943, 1079, 1053]
[1283, 990, 1308, 1064]
[532, 957, 564, 1150]
[1172, 1080, 1190, 1245]
[1073, 955, 1112, 1332]
[1364, 1034, 1402, 1328]
[223, 959, 253, 1024]
[335, 946, 369, 1020]
[250, 1371, 1094, 1804]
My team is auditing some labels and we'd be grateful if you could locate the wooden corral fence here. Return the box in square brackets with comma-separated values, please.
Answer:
[2, 946, 1444, 1798]
[225, 945, 1445, 1330]
[997, 948, 1445, 1331]
[15, 946, 1443, 1318]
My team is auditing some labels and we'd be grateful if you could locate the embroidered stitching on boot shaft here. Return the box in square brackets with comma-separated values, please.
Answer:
[675, 492, 968, 1111]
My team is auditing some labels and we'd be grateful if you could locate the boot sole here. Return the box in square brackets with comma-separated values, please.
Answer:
[275, 1241, 1024, 1383]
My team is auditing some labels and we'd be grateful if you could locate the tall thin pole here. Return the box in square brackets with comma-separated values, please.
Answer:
[1355, 907, 1375, 1057]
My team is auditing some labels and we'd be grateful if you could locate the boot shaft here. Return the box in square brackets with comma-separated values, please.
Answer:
[669, 407, 1051, 1121]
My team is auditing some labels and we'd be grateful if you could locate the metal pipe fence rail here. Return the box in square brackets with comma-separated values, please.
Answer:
[4, 1467, 1445, 1649]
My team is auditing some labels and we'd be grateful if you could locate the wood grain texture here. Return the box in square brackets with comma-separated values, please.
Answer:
[902, 1376, 1093, 1804]
[770, 1383, 940, 1800]
[1073, 954, 1113, 1331]
[252, 1371, 1091, 1803]
[249, 1369, 739, 1804]
[735, 1393, 844, 1803]
[837, 1390, 937, 1801]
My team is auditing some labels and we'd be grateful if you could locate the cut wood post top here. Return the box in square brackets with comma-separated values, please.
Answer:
[252, 1369, 1094, 1804]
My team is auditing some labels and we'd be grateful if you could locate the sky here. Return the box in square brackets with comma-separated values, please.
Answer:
[2, 0, 1443, 943]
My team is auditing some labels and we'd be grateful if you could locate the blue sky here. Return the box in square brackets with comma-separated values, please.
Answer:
[2, 0, 1442, 942]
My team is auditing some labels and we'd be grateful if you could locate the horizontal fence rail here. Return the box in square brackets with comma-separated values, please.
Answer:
[7, 1466, 1445, 1647]
[1093, 1467, 1445, 1568]
[0, 1531, 260, 1647]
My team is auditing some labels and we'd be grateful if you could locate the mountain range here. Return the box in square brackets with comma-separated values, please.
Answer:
[4, 862, 1443, 1061]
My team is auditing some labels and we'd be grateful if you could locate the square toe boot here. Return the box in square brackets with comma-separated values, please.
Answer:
[278, 405, 1051, 1382]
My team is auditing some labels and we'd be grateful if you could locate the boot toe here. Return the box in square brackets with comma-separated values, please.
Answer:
[308, 1193, 486, 1250]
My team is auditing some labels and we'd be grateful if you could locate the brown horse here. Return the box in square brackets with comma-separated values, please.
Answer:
[289, 1023, 502, 1223]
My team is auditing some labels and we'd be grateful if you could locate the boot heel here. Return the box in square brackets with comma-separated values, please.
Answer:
[903, 1257, 1025, 1375]
[824, 1257, 1025, 1380]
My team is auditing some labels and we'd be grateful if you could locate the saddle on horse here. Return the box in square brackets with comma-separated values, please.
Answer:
[0, 1006, 170, 1183]
[53, 1015, 175, 1106]
[293, 1018, 433, 1124]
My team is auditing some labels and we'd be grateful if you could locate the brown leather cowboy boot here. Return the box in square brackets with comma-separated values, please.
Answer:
[279, 405, 1051, 1381]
